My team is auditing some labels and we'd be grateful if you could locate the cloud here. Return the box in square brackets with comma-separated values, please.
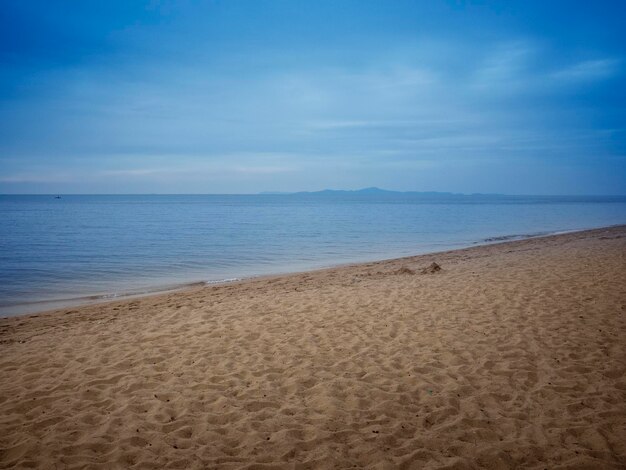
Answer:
[0, 171, 85, 184]
[0, 153, 300, 186]
[469, 40, 622, 96]
[470, 40, 537, 92]
[550, 59, 621, 83]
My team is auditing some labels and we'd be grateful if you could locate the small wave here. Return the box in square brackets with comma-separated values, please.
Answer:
[1, 281, 209, 311]
[205, 277, 240, 285]
[481, 231, 553, 243]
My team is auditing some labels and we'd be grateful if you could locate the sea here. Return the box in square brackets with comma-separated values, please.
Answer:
[1, 193, 625, 316]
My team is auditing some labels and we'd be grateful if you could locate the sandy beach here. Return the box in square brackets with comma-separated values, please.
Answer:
[1, 225, 625, 469]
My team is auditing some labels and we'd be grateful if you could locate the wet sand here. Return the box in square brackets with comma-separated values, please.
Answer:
[1, 226, 625, 469]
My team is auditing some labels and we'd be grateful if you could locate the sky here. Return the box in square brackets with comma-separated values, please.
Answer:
[0, 0, 625, 195]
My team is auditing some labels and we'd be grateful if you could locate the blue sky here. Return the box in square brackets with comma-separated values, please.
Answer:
[1, 1, 625, 194]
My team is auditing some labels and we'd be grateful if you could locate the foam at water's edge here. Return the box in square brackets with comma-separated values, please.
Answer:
[0, 280, 216, 317]
[205, 278, 240, 285]
[479, 228, 585, 244]
[482, 232, 550, 242]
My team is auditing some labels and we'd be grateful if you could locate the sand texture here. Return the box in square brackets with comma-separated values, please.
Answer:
[1, 226, 625, 469]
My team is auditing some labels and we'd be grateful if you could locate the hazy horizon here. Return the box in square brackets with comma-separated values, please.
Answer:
[3, 188, 626, 197]
[1, 1, 625, 195]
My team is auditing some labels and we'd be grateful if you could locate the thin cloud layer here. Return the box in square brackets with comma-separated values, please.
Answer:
[0, 1, 624, 194]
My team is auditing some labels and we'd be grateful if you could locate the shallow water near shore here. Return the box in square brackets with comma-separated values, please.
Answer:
[1, 193, 625, 316]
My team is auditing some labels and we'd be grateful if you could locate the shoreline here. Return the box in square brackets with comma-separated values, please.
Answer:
[2, 224, 622, 318]
[1, 224, 625, 468]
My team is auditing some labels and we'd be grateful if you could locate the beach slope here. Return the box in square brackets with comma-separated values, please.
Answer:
[1, 226, 625, 469]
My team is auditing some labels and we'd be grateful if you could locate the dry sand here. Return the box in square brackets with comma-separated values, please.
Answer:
[1, 226, 625, 469]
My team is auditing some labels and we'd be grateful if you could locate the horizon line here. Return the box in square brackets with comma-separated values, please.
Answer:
[2, 190, 626, 198]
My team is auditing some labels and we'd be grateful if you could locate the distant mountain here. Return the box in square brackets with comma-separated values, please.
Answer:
[285, 187, 506, 198]
[293, 187, 456, 196]
[255, 188, 624, 201]
[295, 187, 395, 195]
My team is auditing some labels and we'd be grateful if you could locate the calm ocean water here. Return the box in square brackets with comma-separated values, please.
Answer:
[1, 193, 625, 316]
